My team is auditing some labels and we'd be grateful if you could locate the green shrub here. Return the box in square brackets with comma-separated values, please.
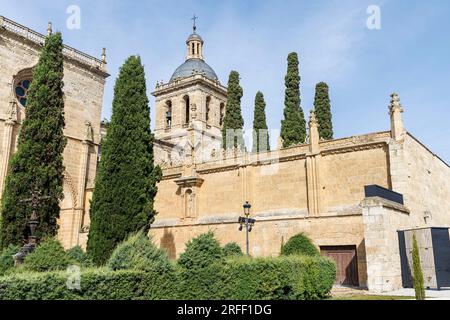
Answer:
[0, 244, 20, 276]
[107, 231, 173, 273]
[412, 233, 426, 300]
[217, 255, 336, 300]
[0, 268, 176, 300]
[0, 254, 336, 300]
[22, 238, 70, 272]
[177, 232, 224, 299]
[223, 242, 243, 257]
[281, 233, 320, 257]
[178, 231, 223, 269]
[66, 246, 93, 268]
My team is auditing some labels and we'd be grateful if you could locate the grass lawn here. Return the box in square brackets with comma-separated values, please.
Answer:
[330, 295, 415, 300]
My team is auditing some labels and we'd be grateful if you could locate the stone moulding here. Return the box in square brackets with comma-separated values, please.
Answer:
[360, 196, 410, 215]
[151, 208, 363, 228]
[174, 175, 204, 188]
[0, 16, 109, 77]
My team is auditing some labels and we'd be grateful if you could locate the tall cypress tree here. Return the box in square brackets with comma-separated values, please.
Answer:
[280, 52, 306, 148]
[252, 91, 270, 153]
[87, 56, 161, 265]
[314, 82, 333, 140]
[222, 71, 244, 150]
[0, 33, 66, 249]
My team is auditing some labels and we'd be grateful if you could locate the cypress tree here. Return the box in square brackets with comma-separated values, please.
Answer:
[412, 233, 426, 300]
[87, 56, 161, 265]
[252, 91, 270, 153]
[222, 71, 244, 150]
[0, 32, 66, 249]
[314, 82, 333, 140]
[280, 52, 306, 148]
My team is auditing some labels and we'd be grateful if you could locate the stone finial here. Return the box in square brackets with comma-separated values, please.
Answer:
[389, 92, 405, 141]
[389, 93, 403, 114]
[309, 109, 318, 128]
[101, 48, 107, 64]
[47, 22, 52, 36]
[309, 109, 320, 153]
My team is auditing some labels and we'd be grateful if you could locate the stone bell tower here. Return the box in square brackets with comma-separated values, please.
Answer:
[152, 19, 227, 167]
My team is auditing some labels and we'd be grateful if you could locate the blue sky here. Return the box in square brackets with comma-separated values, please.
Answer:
[1, 0, 449, 162]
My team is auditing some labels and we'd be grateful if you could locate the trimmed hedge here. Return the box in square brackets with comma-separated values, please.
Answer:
[107, 231, 173, 273]
[66, 246, 93, 268]
[281, 233, 320, 257]
[223, 242, 244, 257]
[178, 231, 223, 269]
[0, 255, 335, 300]
[217, 255, 335, 300]
[0, 244, 20, 276]
[22, 239, 71, 272]
[0, 268, 177, 300]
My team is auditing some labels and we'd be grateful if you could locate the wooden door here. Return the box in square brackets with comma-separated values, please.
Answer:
[321, 246, 359, 287]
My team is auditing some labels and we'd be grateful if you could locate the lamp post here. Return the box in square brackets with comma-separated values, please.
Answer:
[239, 201, 255, 256]
[13, 188, 50, 266]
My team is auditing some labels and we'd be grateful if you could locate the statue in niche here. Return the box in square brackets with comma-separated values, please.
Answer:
[185, 189, 194, 218]
[84, 121, 94, 142]
[7, 100, 18, 122]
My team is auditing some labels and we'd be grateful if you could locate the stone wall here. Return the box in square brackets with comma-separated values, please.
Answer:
[361, 197, 411, 292]
[151, 209, 368, 286]
[0, 22, 108, 249]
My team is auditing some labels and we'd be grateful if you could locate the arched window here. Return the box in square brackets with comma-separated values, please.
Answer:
[13, 68, 33, 108]
[191, 43, 195, 55]
[219, 103, 225, 126]
[165, 100, 172, 128]
[184, 95, 190, 125]
[197, 43, 200, 56]
[205, 96, 211, 123]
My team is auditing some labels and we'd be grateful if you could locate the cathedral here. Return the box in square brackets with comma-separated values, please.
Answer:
[0, 16, 449, 293]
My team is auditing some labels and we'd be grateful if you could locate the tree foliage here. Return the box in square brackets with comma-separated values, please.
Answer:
[223, 242, 244, 257]
[314, 82, 333, 140]
[87, 56, 161, 265]
[107, 231, 173, 273]
[412, 233, 425, 300]
[281, 233, 320, 257]
[0, 33, 66, 250]
[178, 231, 224, 270]
[252, 91, 270, 153]
[0, 244, 20, 276]
[222, 71, 245, 150]
[22, 238, 70, 272]
[280, 52, 306, 148]
[66, 246, 93, 268]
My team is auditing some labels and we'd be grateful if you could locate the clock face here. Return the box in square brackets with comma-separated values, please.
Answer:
[15, 79, 31, 107]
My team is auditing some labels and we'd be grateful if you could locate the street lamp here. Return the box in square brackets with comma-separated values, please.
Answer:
[239, 201, 255, 256]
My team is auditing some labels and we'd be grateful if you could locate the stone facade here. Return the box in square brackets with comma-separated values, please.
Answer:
[0, 16, 109, 249]
[0, 17, 449, 293]
[149, 30, 450, 292]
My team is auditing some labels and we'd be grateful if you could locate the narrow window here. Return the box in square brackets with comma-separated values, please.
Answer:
[205, 96, 211, 123]
[192, 43, 195, 55]
[165, 100, 172, 128]
[219, 103, 225, 126]
[184, 95, 190, 124]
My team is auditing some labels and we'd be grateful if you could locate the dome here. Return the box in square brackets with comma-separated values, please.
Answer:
[186, 33, 203, 43]
[170, 58, 218, 82]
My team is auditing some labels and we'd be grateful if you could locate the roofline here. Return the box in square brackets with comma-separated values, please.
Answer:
[152, 74, 227, 97]
[406, 131, 450, 168]
[0, 16, 110, 78]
